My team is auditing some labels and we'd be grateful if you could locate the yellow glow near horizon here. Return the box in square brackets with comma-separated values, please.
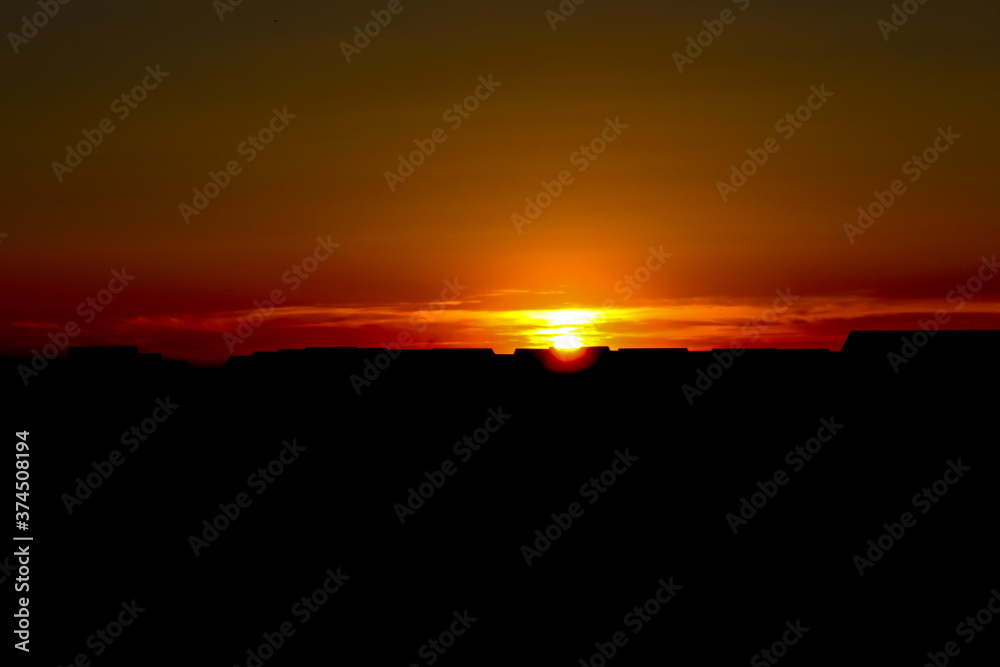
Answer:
[520, 309, 601, 349]
[552, 334, 584, 349]
[533, 309, 602, 326]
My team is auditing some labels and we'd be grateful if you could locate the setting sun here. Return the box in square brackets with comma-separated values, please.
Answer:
[552, 334, 584, 349]
[516, 309, 602, 350]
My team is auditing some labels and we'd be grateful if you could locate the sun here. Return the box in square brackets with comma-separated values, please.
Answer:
[516, 308, 602, 349]
[552, 334, 584, 349]
[508, 308, 603, 372]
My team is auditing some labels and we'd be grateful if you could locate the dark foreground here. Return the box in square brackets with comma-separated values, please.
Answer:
[4, 331, 999, 665]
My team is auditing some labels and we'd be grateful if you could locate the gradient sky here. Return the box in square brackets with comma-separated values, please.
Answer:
[2, 0, 998, 364]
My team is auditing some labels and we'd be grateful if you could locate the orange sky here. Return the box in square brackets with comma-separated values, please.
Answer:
[2, 0, 998, 364]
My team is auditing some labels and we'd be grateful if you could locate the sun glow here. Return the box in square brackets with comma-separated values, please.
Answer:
[552, 334, 584, 349]
[519, 309, 602, 349]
